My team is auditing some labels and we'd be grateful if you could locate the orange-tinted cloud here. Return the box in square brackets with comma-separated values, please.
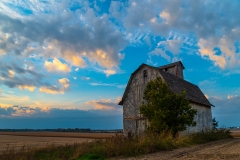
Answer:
[104, 69, 116, 76]
[45, 58, 71, 72]
[85, 98, 121, 111]
[64, 52, 86, 67]
[198, 38, 226, 69]
[8, 70, 15, 78]
[39, 87, 64, 94]
[18, 85, 35, 92]
[58, 78, 70, 89]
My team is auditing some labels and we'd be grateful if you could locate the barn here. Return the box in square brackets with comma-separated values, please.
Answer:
[118, 61, 214, 135]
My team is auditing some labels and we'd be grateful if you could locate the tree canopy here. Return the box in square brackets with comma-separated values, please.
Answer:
[139, 77, 197, 136]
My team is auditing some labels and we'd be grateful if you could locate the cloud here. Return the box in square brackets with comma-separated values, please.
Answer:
[198, 38, 227, 69]
[204, 94, 209, 99]
[227, 95, 238, 100]
[64, 53, 86, 68]
[73, 77, 77, 80]
[0, 106, 122, 129]
[114, 0, 240, 69]
[0, 93, 31, 107]
[18, 85, 35, 92]
[81, 76, 90, 81]
[85, 98, 121, 110]
[148, 48, 171, 62]
[39, 86, 64, 94]
[39, 78, 70, 94]
[0, 89, 2, 94]
[209, 96, 240, 126]
[0, 61, 53, 93]
[104, 69, 116, 76]
[45, 58, 71, 73]
[89, 82, 126, 88]
[75, 68, 79, 72]
[0, 1, 126, 76]
[8, 70, 15, 78]
[58, 78, 70, 89]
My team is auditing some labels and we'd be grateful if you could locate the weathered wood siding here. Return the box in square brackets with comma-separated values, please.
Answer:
[123, 66, 160, 135]
[183, 103, 213, 134]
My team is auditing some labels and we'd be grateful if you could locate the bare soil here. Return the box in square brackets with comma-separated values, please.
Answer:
[0, 132, 116, 153]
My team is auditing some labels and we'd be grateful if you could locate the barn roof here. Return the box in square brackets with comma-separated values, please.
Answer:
[158, 69, 213, 107]
[118, 62, 213, 107]
[159, 61, 185, 69]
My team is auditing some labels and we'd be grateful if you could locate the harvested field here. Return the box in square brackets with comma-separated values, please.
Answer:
[0, 132, 117, 153]
[230, 130, 240, 138]
[0, 132, 117, 138]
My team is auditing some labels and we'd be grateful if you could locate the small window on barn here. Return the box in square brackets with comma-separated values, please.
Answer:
[143, 70, 147, 77]
[165, 68, 168, 72]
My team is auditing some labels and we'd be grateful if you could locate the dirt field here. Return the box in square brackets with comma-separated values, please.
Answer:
[0, 132, 116, 153]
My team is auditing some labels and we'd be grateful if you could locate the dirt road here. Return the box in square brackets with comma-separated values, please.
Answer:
[116, 138, 240, 160]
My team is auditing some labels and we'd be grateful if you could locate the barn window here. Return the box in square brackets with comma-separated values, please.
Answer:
[165, 68, 168, 72]
[143, 70, 147, 77]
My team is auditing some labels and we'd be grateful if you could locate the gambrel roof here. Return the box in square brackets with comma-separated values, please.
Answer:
[119, 62, 213, 107]
[158, 69, 213, 107]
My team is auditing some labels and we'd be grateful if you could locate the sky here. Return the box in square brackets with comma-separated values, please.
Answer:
[0, 0, 240, 129]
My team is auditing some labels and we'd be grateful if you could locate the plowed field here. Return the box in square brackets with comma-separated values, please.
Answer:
[0, 132, 116, 153]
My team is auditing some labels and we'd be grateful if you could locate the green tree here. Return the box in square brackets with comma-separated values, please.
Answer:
[212, 117, 218, 129]
[139, 77, 197, 136]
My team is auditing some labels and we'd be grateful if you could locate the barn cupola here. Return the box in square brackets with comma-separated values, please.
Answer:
[159, 61, 185, 79]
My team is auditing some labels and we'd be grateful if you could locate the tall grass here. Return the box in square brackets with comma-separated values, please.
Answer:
[0, 129, 232, 160]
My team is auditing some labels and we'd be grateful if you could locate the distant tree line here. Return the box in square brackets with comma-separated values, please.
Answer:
[0, 128, 123, 133]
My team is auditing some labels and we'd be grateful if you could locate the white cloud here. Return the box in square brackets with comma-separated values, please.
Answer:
[227, 95, 238, 99]
[89, 82, 126, 88]
[81, 76, 90, 81]
[148, 48, 171, 62]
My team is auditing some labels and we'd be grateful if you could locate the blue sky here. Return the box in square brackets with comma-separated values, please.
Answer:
[0, 0, 240, 129]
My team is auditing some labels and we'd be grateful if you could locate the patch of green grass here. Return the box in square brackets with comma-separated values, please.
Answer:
[0, 129, 232, 160]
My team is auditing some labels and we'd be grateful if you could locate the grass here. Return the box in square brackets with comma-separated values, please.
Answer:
[0, 129, 232, 160]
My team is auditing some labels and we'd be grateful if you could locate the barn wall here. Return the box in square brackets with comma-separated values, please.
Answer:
[183, 103, 213, 134]
[123, 66, 161, 135]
